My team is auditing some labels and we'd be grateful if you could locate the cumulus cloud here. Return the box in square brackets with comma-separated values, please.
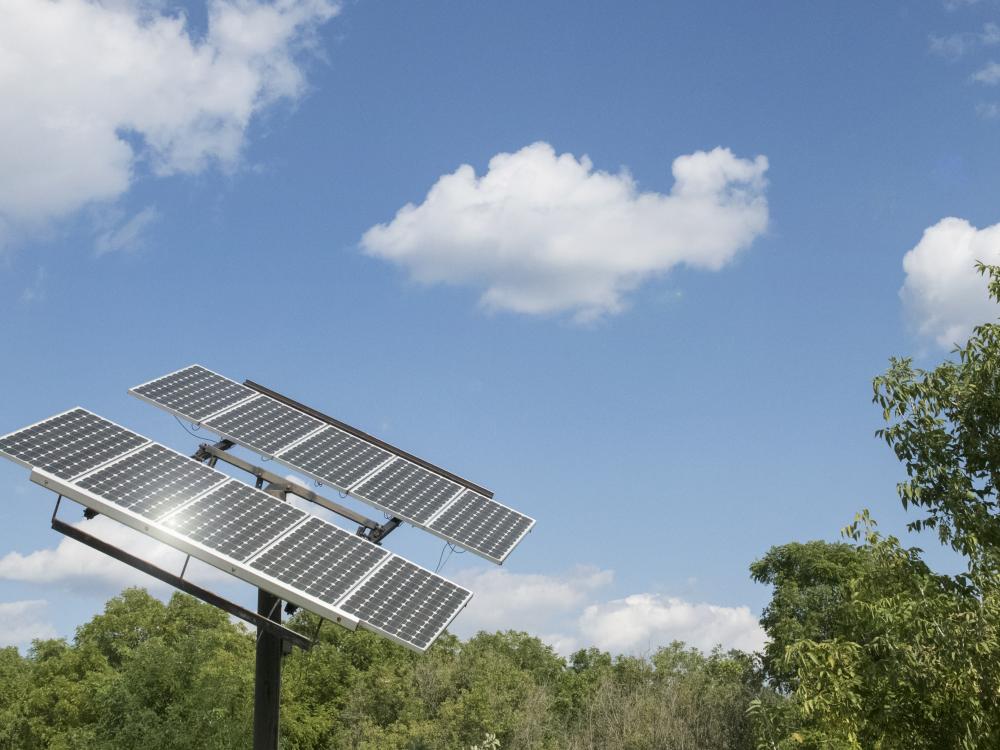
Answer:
[0, 600, 58, 647]
[362, 142, 769, 321]
[0, 514, 229, 590]
[0, 0, 338, 241]
[450, 565, 613, 646]
[447, 565, 765, 656]
[900, 217, 1000, 347]
[578, 593, 765, 655]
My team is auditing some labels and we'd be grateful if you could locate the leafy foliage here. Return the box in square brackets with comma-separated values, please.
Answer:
[748, 264, 1000, 748]
[0, 589, 764, 750]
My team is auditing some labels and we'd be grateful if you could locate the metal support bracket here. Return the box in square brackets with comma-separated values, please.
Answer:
[49, 514, 312, 651]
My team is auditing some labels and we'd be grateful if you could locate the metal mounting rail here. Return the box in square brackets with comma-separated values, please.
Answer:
[193, 441, 401, 544]
[242, 378, 494, 499]
[51, 516, 313, 651]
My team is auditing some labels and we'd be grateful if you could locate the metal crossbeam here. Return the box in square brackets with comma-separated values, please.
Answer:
[193, 441, 401, 543]
[50, 515, 312, 651]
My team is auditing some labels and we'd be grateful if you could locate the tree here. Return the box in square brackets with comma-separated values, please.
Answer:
[873, 263, 1000, 560]
[750, 264, 1000, 749]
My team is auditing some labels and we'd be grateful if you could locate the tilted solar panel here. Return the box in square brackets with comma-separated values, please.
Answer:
[1, 408, 471, 652]
[352, 459, 463, 525]
[428, 490, 535, 565]
[204, 396, 324, 456]
[162, 480, 307, 561]
[249, 517, 389, 605]
[0, 408, 148, 480]
[339, 556, 472, 651]
[129, 365, 536, 564]
[131, 365, 257, 423]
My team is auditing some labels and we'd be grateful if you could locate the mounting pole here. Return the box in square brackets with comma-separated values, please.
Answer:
[254, 483, 287, 750]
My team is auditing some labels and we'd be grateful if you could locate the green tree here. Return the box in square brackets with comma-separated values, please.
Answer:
[751, 264, 1000, 749]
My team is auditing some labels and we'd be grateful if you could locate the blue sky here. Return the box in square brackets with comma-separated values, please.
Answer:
[3, 0, 1000, 653]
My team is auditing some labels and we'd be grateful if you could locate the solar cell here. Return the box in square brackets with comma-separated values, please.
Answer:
[277, 426, 393, 490]
[161, 480, 307, 561]
[352, 459, 462, 525]
[204, 396, 322, 456]
[131, 365, 257, 423]
[428, 491, 535, 564]
[78, 443, 227, 520]
[0, 408, 147, 480]
[339, 556, 471, 651]
[250, 517, 389, 604]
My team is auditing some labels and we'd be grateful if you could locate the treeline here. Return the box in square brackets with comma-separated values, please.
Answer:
[0, 588, 764, 749]
[7, 266, 1000, 749]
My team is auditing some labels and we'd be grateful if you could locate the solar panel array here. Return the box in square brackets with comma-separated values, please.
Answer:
[129, 365, 535, 564]
[0, 408, 471, 652]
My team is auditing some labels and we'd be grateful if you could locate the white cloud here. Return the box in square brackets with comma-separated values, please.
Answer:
[900, 217, 1000, 347]
[972, 61, 1000, 83]
[95, 206, 160, 256]
[0, 600, 57, 647]
[0, 514, 229, 590]
[0, 0, 338, 241]
[450, 565, 613, 644]
[362, 142, 769, 321]
[447, 565, 764, 656]
[578, 593, 765, 655]
[930, 23, 1000, 58]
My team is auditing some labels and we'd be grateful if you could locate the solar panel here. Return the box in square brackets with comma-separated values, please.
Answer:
[4, 408, 470, 652]
[339, 556, 472, 651]
[250, 517, 389, 604]
[352, 459, 462, 525]
[428, 490, 535, 564]
[278, 426, 393, 490]
[129, 365, 535, 565]
[161, 480, 307, 561]
[0, 408, 147, 480]
[131, 365, 257, 423]
[204, 396, 323, 456]
[78, 443, 227, 520]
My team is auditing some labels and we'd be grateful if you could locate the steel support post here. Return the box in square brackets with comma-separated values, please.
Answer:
[254, 484, 288, 750]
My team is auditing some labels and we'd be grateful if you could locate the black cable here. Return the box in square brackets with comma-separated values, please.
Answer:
[173, 415, 204, 439]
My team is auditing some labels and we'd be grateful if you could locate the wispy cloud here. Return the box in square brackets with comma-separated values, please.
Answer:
[95, 206, 160, 257]
[972, 60, 1000, 82]
[362, 142, 768, 322]
[930, 23, 1000, 58]
[20, 266, 46, 304]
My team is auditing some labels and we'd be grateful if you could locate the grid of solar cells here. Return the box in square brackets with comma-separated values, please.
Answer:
[204, 396, 321, 456]
[250, 517, 389, 605]
[78, 444, 226, 520]
[429, 491, 534, 563]
[0, 409, 147, 481]
[339, 557, 470, 651]
[352, 459, 462, 525]
[278, 426, 392, 490]
[132, 365, 256, 422]
[162, 480, 307, 561]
